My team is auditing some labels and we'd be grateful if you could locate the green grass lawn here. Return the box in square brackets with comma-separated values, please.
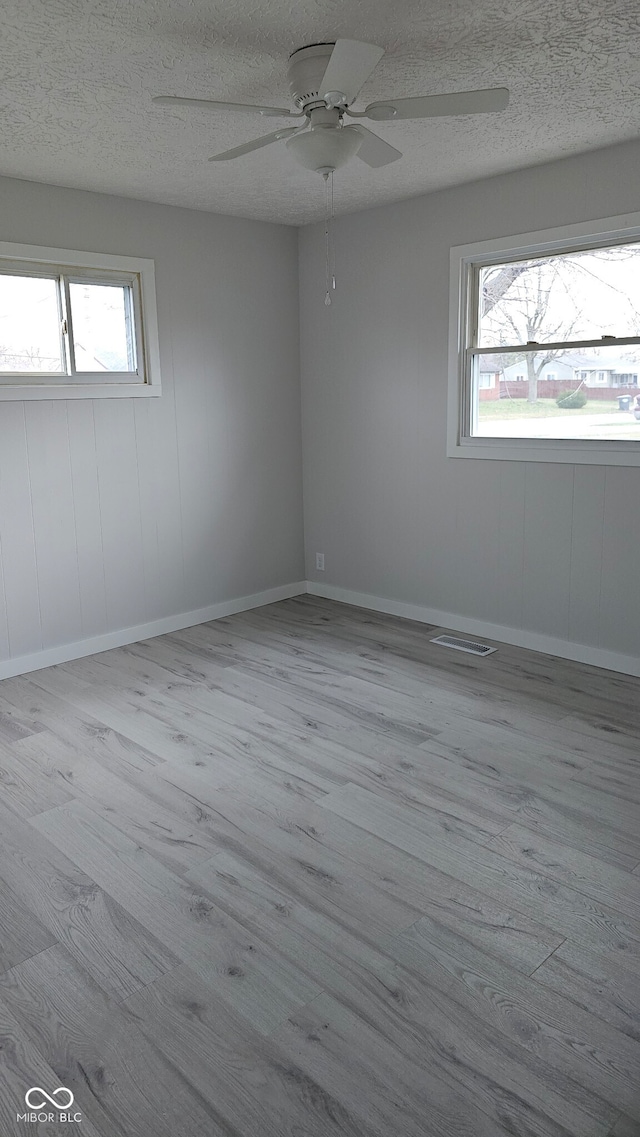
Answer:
[479, 398, 621, 419]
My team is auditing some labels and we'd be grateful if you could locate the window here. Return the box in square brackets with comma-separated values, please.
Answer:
[448, 213, 640, 465]
[0, 242, 161, 399]
[478, 372, 495, 389]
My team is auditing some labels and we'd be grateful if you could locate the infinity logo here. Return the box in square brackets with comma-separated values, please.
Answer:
[24, 1087, 75, 1110]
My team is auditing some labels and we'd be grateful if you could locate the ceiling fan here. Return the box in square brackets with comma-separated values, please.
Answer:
[154, 39, 509, 175]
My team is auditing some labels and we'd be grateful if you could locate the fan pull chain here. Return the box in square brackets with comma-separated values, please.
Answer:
[323, 170, 336, 307]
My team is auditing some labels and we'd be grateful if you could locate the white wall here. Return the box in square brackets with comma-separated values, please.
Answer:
[299, 138, 640, 665]
[0, 175, 304, 673]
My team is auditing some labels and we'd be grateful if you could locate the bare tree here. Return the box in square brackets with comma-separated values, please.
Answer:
[481, 248, 640, 403]
[0, 344, 60, 371]
[481, 264, 528, 317]
[489, 261, 581, 403]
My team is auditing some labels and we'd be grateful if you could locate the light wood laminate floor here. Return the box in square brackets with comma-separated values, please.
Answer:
[0, 595, 639, 1136]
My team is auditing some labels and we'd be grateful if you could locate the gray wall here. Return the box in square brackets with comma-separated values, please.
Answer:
[0, 175, 304, 666]
[299, 138, 640, 659]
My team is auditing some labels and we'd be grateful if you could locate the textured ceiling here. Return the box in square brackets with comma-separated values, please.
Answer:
[1, 0, 640, 225]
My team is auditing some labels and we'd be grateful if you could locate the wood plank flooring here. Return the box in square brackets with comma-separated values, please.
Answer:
[0, 594, 639, 1136]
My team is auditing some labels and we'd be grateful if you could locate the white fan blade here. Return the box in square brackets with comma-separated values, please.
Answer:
[361, 87, 509, 121]
[320, 40, 385, 106]
[208, 126, 302, 162]
[153, 96, 298, 118]
[351, 125, 402, 167]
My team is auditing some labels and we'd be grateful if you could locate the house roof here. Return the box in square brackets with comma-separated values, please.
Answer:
[478, 354, 505, 372]
[565, 351, 640, 371]
[483, 350, 640, 374]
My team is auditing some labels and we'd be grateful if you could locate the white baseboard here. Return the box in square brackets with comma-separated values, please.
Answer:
[0, 581, 307, 681]
[3, 576, 638, 681]
[306, 581, 640, 678]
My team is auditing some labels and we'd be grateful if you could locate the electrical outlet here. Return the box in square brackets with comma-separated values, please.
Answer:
[315, 552, 325, 571]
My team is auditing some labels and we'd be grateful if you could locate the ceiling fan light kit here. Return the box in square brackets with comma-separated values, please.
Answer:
[153, 37, 509, 175]
[285, 111, 363, 173]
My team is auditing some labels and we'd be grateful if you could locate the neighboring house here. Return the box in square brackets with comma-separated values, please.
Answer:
[502, 359, 573, 384]
[490, 353, 640, 399]
[478, 354, 502, 400]
[568, 352, 639, 386]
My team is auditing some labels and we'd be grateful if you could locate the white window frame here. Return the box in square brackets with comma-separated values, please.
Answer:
[0, 241, 161, 399]
[447, 211, 640, 465]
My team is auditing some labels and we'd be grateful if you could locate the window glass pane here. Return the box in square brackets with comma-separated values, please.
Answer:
[69, 282, 135, 372]
[473, 345, 640, 440]
[0, 273, 63, 372]
[478, 242, 640, 348]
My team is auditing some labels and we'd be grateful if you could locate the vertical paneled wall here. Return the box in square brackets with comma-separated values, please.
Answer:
[0, 176, 304, 667]
[299, 138, 640, 660]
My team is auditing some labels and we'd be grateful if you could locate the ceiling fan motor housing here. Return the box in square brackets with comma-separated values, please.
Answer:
[288, 44, 337, 110]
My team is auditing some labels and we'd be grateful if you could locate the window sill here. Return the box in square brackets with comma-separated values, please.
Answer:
[448, 435, 640, 466]
[0, 383, 161, 401]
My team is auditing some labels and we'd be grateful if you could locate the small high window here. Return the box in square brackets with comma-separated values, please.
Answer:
[0, 242, 161, 400]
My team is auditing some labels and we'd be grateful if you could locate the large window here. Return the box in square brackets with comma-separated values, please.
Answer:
[0, 242, 161, 399]
[448, 215, 640, 464]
